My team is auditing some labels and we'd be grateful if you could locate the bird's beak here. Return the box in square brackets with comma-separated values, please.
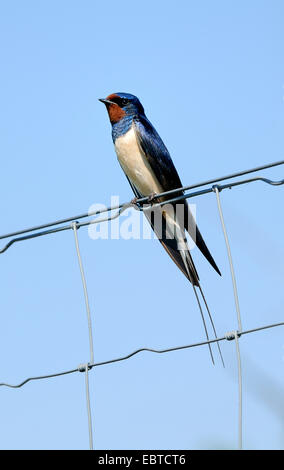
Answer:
[99, 98, 114, 105]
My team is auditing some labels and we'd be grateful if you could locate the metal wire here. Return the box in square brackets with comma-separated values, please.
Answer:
[71, 222, 94, 365]
[0, 176, 283, 255]
[0, 321, 282, 389]
[213, 186, 242, 332]
[71, 222, 94, 450]
[0, 160, 283, 450]
[212, 186, 243, 447]
[234, 332, 243, 450]
[84, 364, 94, 450]
[0, 368, 78, 389]
[0, 160, 283, 251]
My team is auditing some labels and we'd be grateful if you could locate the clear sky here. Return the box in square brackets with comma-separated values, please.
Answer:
[0, 1, 283, 450]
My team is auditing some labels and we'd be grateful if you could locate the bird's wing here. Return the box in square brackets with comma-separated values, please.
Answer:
[122, 166, 199, 285]
[133, 115, 221, 276]
[121, 121, 223, 363]
[133, 115, 183, 192]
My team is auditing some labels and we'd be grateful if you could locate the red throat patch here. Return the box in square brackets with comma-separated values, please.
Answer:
[107, 104, 126, 123]
[105, 93, 126, 123]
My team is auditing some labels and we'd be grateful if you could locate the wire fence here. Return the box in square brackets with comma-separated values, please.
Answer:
[0, 160, 283, 450]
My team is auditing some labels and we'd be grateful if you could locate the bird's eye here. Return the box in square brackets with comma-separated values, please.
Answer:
[121, 98, 128, 106]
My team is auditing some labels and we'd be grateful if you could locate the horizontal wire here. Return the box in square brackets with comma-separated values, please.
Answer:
[0, 176, 283, 255]
[138, 176, 284, 212]
[1, 321, 283, 389]
[0, 159, 283, 242]
[0, 368, 78, 389]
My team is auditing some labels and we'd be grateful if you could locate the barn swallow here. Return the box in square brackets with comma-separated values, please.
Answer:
[100, 92, 223, 364]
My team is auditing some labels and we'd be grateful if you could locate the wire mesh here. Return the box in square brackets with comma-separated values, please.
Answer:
[0, 160, 283, 450]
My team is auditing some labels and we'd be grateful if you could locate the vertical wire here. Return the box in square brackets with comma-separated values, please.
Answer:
[213, 187, 243, 449]
[71, 222, 94, 363]
[213, 186, 242, 332]
[85, 364, 94, 450]
[71, 222, 94, 450]
[234, 332, 243, 450]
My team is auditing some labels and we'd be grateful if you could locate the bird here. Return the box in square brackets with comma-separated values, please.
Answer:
[99, 92, 223, 365]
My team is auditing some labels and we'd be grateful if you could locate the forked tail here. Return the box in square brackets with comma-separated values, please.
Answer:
[196, 281, 225, 367]
[180, 248, 224, 366]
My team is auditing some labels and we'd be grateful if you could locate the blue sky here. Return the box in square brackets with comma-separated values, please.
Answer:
[0, 1, 283, 449]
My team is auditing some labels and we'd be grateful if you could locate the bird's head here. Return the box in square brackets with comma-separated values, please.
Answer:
[99, 92, 144, 124]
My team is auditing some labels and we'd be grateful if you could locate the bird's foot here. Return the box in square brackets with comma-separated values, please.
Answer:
[147, 192, 158, 205]
[130, 196, 141, 208]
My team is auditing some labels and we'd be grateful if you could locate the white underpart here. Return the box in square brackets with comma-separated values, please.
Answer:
[115, 123, 188, 250]
[114, 124, 163, 197]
